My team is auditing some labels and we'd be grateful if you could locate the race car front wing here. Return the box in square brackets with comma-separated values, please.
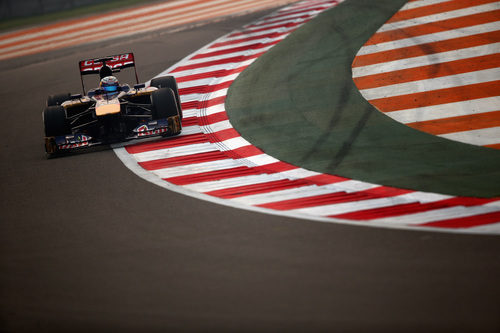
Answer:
[44, 116, 181, 155]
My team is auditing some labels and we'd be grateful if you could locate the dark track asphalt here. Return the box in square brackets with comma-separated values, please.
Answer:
[1, 8, 500, 333]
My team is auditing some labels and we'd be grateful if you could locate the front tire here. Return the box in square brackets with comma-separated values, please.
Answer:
[151, 88, 180, 119]
[43, 105, 69, 137]
[150, 76, 182, 119]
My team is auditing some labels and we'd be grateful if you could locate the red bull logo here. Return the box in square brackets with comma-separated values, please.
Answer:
[136, 124, 149, 132]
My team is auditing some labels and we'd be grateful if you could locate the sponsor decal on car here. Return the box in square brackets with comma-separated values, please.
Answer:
[75, 134, 91, 142]
[137, 128, 169, 137]
[79, 53, 135, 73]
[136, 124, 150, 132]
[59, 142, 90, 150]
[134, 120, 169, 137]
[55, 133, 93, 149]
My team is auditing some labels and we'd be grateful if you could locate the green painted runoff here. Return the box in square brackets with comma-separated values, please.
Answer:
[225, 0, 500, 198]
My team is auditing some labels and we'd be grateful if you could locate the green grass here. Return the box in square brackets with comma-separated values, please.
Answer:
[0, 0, 164, 32]
[226, 0, 500, 198]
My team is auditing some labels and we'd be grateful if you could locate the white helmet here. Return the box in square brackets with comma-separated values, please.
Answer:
[99, 76, 119, 93]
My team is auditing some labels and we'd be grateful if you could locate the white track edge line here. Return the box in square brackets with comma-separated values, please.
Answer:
[114, 147, 500, 235]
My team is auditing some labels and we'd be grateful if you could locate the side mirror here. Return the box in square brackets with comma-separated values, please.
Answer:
[70, 94, 82, 100]
[134, 83, 145, 90]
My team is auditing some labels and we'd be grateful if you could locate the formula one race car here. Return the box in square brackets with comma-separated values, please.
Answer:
[43, 52, 182, 157]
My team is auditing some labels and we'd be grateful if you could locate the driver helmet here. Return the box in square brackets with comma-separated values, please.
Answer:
[100, 76, 120, 94]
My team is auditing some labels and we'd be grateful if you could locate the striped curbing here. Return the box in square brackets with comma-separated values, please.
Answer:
[114, 0, 500, 234]
[352, 0, 500, 149]
[0, 0, 299, 61]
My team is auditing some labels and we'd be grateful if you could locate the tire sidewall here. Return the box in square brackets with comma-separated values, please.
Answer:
[151, 88, 179, 119]
[44, 105, 69, 137]
[150, 76, 182, 119]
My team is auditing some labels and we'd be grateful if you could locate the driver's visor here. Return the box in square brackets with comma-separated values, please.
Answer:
[103, 85, 118, 92]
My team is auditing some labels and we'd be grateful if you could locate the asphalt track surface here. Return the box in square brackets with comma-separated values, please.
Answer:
[1, 6, 500, 333]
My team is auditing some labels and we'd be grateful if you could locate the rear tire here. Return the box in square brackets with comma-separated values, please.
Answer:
[47, 93, 71, 106]
[43, 105, 69, 137]
[150, 76, 182, 119]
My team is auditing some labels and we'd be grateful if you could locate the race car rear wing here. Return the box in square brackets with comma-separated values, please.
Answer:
[78, 52, 139, 94]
